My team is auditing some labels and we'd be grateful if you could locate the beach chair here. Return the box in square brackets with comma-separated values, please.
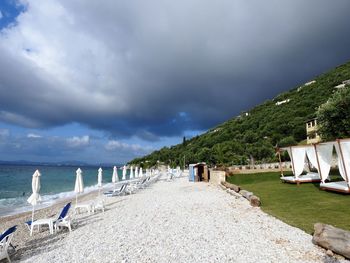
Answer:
[53, 202, 72, 232]
[92, 199, 105, 213]
[25, 202, 72, 235]
[104, 183, 128, 197]
[136, 178, 149, 189]
[0, 225, 17, 263]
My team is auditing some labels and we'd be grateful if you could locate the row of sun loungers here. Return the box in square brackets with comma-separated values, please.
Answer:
[1, 171, 163, 262]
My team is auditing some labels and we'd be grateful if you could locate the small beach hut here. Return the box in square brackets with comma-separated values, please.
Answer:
[278, 145, 321, 184]
[189, 163, 209, 182]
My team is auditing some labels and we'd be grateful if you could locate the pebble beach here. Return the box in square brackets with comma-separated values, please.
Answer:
[1, 174, 347, 263]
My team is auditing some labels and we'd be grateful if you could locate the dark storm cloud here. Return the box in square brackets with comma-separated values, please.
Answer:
[1, 0, 350, 140]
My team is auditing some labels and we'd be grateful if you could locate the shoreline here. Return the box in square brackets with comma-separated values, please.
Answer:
[0, 179, 139, 262]
[2, 175, 346, 263]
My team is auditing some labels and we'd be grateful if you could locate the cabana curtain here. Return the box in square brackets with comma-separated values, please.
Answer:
[315, 142, 334, 183]
[287, 147, 306, 178]
[335, 140, 350, 184]
[305, 146, 318, 171]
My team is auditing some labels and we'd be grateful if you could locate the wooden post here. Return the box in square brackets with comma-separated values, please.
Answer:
[313, 144, 323, 182]
[337, 139, 349, 185]
[277, 148, 284, 177]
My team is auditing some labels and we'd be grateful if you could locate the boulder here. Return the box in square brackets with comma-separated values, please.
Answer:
[222, 182, 240, 192]
[249, 195, 261, 207]
[239, 190, 253, 200]
[312, 223, 350, 259]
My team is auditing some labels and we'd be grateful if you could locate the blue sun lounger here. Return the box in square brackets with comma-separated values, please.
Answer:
[0, 225, 17, 262]
[25, 202, 72, 235]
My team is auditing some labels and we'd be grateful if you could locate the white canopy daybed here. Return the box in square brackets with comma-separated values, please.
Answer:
[279, 145, 321, 184]
[318, 140, 350, 194]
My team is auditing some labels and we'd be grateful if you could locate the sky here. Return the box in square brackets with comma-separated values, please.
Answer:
[0, 0, 350, 164]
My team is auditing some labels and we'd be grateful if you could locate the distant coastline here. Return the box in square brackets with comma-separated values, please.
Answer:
[0, 160, 119, 168]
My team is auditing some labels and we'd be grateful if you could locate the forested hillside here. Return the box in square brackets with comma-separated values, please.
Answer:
[129, 61, 350, 167]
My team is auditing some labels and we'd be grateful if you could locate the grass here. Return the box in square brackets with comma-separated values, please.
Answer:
[226, 172, 350, 234]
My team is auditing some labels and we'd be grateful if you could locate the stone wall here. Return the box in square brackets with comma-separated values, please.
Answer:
[209, 170, 226, 184]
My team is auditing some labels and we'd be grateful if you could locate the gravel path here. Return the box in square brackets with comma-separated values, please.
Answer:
[13, 176, 346, 262]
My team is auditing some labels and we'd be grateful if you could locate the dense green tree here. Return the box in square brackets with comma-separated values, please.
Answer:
[317, 87, 350, 140]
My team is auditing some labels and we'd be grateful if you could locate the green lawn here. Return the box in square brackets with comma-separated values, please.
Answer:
[226, 172, 350, 234]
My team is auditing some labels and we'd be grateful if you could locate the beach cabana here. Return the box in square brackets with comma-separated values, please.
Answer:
[278, 145, 321, 184]
[318, 140, 350, 193]
[189, 163, 209, 182]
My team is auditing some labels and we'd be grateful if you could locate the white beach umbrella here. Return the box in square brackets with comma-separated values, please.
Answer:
[139, 167, 143, 178]
[74, 168, 84, 206]
[122, 165, 126, 180]
[97, 167, 103, 196]
[27, 169, 42, 223]
[130, 166, 134, 179]
[135, 167, 138, 178]
[112, 166, 118, 189]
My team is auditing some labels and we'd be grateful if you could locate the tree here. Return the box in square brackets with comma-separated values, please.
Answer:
[317, 87, 350, 140]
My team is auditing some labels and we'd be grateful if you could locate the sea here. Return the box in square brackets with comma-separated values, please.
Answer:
[0, 164, 127, 218]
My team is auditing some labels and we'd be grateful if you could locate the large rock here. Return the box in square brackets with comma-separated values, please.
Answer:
[239, 190, 253, 200]
[249, 195, 261, 207]
[312, 223, 350, 259]
[221, 181, 240, 192]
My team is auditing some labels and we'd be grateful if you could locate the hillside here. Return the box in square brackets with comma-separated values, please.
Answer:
[129, 61, 350, 167]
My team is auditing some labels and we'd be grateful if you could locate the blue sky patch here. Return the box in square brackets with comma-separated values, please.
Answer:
[0, 0, 25, 30]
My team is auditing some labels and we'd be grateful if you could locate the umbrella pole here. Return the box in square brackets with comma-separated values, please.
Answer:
[31, 205, 35, 223]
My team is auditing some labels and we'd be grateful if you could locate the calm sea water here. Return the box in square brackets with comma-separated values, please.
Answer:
[0, 165, 128, 217]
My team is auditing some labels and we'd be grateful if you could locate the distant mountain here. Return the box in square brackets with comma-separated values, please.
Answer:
[129, 60, 350, 167]
[0, 160, 106, 167]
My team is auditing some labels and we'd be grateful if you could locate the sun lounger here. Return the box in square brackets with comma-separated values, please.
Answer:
[54, 202, 72, 232]
[25, 202, 72, 235]
[320, 181, 350, 194]
[104, 183, 128, 197]
[280, 172, 321, 184]
[0, 225, 17, 263]
[92, 199, 105, 213]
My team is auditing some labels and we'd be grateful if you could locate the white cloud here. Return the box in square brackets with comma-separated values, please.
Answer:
[105, 140, 152, 153]
[0, 10, 3, 20]
[66, 135, 89, 148]
[27, 133, 42, 138]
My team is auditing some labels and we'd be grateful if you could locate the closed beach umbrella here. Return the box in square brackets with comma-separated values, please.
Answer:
[135, 167, 138, 178]
[122, 165, 126, 180]
[97, 167, 103, 195]
[139, 167, 143, 178]
[74, 168, 84, 206]
[27, 170, 41, 223]
[130, 166, 134, 179]
[112, 166, 118, 189]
